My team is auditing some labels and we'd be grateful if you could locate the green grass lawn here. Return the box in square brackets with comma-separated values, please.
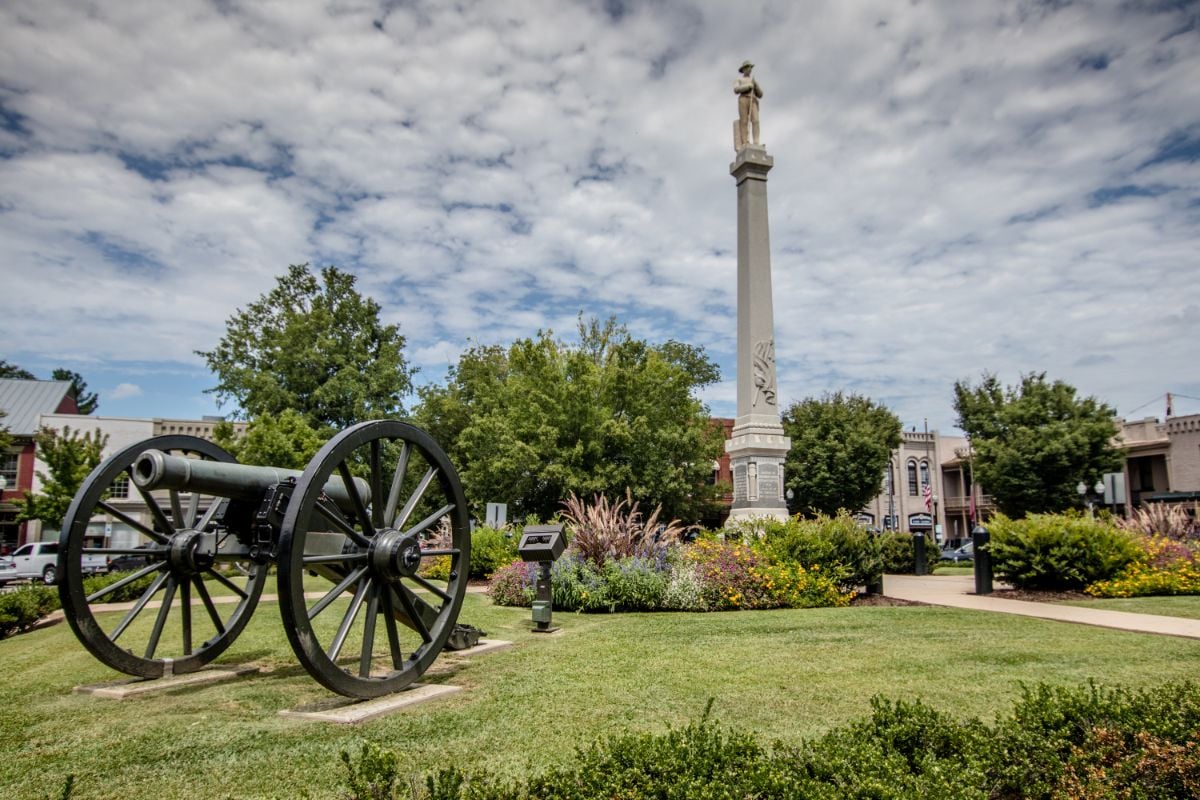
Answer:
[932, 564, 974, 576]
[3, 594, 1198, 799]
[1057, 594, 1200, 620]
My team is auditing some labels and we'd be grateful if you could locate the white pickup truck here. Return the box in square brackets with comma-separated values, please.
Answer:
[0, 541, 107, 585]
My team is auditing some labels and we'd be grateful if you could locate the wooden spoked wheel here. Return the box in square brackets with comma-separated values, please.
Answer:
[58, 436, 267, 678]
[276, 420, 470, 698]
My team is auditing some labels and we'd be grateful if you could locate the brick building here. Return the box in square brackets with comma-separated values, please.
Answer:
[0, 379, 80, 551]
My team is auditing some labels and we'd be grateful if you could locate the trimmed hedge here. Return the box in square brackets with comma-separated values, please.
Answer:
[340, 680, 1200, 800]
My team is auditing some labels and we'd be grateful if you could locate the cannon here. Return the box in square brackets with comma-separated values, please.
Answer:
[57, 420, 470, 699]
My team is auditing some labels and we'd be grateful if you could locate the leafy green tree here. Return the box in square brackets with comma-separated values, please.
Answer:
[953, 372, 1122, 517]
[197, 264, 414, 431]
[416, 318, 725, 523]
[212, 409, 327, 469]
[0, 361, 35, 379]
[781, 392, 902, 517]
[0, 410, 12, 454]
[16, 425, 108, 530]
[51, 369, 99, 414]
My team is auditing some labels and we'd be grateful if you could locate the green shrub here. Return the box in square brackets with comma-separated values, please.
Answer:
[81, 570, 157, 604]
[751, 511, 882, 590]
[469, 526, 518, 579]
[987, 680, 1200, 799]
[880, 530, 938, 574]
[0, 584, 60, 639]
[988, 513, 1141, 590]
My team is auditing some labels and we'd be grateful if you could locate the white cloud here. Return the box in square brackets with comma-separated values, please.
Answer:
[108, 383, 144, 400]
[1, 0, 1198, 432]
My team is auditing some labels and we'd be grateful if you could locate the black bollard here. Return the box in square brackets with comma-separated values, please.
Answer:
[972, 524, 992, 595]
[912, 532, 927, 576]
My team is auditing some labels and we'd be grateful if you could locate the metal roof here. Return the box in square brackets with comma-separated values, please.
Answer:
[0, 379, 75, 436]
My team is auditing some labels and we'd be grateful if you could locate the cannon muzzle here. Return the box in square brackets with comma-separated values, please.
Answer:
[132, 449, 370, 511]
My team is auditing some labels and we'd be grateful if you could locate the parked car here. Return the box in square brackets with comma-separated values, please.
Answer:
[940, 541, 974, 563]
[0, 556, 17, 585]
[107, 543, 155, 572]
[2, 541, 107, 585]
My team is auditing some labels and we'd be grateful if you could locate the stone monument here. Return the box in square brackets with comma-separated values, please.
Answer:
[726, 60, 791, 523]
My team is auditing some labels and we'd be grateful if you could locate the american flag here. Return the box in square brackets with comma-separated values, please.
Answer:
[922, 482, 932, 512]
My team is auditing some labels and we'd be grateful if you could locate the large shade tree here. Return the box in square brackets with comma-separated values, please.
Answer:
[197, 264, 414, 434]
[953, 372, 1122, 517]
[416, 318, 725, 523]
[781, 392, 902, 517]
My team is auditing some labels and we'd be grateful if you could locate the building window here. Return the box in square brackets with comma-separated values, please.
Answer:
[883, 466, 893, 494]
[919, 460, 930, 488]
[109, 475, 130, 499]
[907, 460, 918, 495]
[0, 451, 18, 488]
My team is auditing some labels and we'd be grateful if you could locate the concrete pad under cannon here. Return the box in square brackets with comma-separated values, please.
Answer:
[450, 638, 513, 656]
[280, 683, 462, 724]
[277, 640, 512, 723]
[75, 665, 260, 699]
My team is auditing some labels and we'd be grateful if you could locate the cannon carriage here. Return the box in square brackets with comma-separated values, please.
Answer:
[57, 420, 470, 699]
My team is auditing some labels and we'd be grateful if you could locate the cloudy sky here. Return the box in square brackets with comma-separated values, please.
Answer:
[2, 0, 1198, 433]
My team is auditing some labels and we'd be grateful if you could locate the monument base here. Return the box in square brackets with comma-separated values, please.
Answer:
[725, 423, 791, 524]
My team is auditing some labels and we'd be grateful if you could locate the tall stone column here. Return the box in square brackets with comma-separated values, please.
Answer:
[726, 143, 791, 522]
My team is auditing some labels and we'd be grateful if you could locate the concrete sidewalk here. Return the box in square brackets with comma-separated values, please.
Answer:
[882, 574, 1200, 640]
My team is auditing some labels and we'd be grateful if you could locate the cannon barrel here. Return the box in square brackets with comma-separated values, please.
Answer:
[132, 449, 371, 511]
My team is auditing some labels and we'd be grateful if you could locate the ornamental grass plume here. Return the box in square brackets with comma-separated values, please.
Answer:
[1117, 503, 1199, 542]
[561, 490, 686, 568]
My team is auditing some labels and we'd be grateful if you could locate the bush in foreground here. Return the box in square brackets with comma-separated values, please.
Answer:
[0, 583, 59, 639]
[340, 680, 1200, 800]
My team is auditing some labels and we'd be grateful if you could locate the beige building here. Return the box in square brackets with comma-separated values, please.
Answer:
[1118, 412, 1200, 508]
[859, 430, 995, 546]
[24, 414, 246, 545]
[856, 412, 1200, 543]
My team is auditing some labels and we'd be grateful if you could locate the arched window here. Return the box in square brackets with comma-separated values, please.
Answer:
[919, 460, 930, 488]
[907, 460, 918, 495]
[883, 466, 893, 494]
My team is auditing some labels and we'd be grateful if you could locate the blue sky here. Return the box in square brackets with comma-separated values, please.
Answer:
[2, 0, 1199, 432]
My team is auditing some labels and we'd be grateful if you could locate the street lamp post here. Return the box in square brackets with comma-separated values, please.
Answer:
[1076, 479, 1105, 519]
[932, 493, 940, 545]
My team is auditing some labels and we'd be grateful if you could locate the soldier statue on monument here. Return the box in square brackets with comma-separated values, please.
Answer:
[734, 59, 763, 151]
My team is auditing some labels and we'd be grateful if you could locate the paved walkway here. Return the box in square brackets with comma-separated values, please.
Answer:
[883, 574, 1200, 640]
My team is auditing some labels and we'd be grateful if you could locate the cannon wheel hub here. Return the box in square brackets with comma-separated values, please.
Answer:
[167, 529, 215, 576]
[369, 530, 423, 579]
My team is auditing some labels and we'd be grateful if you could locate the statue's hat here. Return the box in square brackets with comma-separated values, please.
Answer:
[739, 59, 754, 71]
